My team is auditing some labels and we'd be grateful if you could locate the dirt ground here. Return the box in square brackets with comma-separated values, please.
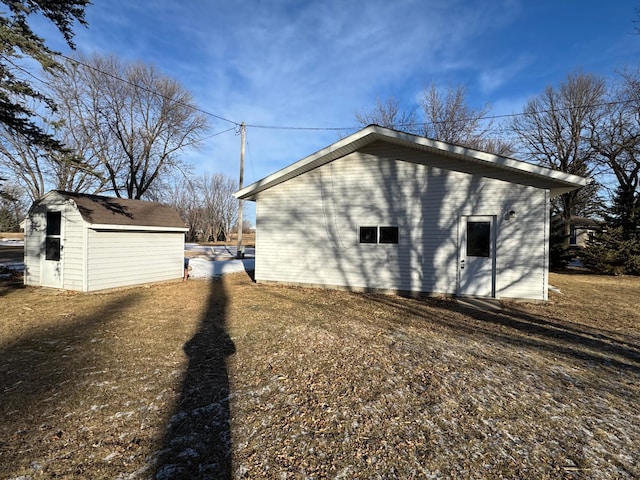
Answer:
[0, 270, 638, 479]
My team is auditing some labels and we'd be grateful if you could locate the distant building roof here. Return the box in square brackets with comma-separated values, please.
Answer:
[569, 216, 600, 227]
[35, 191, 187, 230]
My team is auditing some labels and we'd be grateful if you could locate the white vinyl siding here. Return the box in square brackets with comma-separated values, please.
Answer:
[60, 204, 85, 291]
[255, 147, 549, 300]
[86, 230, 183, 291]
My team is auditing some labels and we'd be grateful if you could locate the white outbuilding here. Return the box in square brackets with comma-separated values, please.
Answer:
[235, 125, 588, 301]
[24, 190, 188, 291]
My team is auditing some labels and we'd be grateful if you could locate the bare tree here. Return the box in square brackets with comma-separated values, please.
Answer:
[0, 127, 50, 201]
[590, 68, 640, 235]
[0, 119, 109, 202]
[163, 172, 239, 243]
[162, 173, 203, 242]
[420, 83, 513, 155]
[511, 72, 606, 242]
[200, 173, 239, 242]
[355, 97, 419, 133]
[47, 54, 210, 199]
[354, 87, 513, 155]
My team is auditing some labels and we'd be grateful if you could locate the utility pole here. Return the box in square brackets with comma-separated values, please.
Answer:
[236, 122, 245, 259]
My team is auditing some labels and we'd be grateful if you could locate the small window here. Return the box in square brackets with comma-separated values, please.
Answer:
[467, 221, 491, 257]
[46, 211, 61, 236]
[379, 226, 399, 244]
[45, 237, 61, 261]
[359, 226, 377, 244]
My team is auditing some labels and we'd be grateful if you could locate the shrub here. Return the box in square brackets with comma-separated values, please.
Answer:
[580, 226, 640, 275]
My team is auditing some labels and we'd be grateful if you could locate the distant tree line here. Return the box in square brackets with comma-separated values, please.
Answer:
[160, 172, 241, 243]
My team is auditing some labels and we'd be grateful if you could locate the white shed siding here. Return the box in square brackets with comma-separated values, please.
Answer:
[60, 203, 85, 291]
[255, 148, 549, 299]
[86, 230, 183, 291]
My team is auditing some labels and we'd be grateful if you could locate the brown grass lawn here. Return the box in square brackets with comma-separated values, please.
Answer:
[0, 271, 638, 479]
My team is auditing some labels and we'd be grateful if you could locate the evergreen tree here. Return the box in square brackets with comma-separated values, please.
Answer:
[581, 226, 640, 275]
[549, 215, 573, 270]
[0, 0, 89, 150]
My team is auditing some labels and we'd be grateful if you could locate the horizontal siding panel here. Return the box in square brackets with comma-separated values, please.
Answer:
[61, 206, 85, 291]
[87, 230, 183, 291]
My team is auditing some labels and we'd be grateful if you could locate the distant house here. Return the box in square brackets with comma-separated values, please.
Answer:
[24, 191, 188, 291]
[569, 216, 599, 247]
[235, 125, 588, 301]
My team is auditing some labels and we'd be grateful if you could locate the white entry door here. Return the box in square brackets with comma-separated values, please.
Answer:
[41, 210, 63, 288]
[458, 215, 495, 297]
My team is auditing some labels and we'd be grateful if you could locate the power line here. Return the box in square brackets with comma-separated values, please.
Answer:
[244, 123, 356, 132]
[55, 52, 241, 127]
[11, 52, 640, 136]
[179, 126, 236, 149]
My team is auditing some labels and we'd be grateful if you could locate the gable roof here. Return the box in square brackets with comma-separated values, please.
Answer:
[35, 191, 187, 231]
[235, 125, 589, 200]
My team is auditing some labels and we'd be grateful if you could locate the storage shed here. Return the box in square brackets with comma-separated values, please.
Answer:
[235, 125, 588, 301]
[24, 190, 188, 291]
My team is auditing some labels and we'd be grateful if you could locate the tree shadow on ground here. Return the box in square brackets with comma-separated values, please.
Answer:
[366, 294, 640, 374]
[0, 292, 141, 477]
[154, 277, 235, 480]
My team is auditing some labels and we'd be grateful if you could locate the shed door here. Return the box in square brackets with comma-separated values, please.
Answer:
[41, 210, 63, 288]
[458, 215, 495, 297]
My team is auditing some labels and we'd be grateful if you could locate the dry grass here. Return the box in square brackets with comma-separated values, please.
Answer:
[0, 271, 638, 479]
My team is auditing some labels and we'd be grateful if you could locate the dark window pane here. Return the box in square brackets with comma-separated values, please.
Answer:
[45, 237, 61, 261]
[359, 226, 377, 244]
[379, 226, 399, 244]
[467, 221, 491, 257]
[46, 211, 61, 236]
[569, 227, 577, 245]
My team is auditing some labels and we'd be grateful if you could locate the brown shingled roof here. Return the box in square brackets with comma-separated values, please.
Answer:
[51, 191, 186, 229]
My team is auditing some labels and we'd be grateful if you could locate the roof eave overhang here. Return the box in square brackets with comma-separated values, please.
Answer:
[235, 125, 588, 200]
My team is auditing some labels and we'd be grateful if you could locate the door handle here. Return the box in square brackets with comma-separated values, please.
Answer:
[460, 259, 465, 270]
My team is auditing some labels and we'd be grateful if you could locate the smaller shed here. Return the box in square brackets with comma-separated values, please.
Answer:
[24, 190, 188, 292]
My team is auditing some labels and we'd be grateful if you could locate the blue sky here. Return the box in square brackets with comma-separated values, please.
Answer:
[44, 1, 640, 222]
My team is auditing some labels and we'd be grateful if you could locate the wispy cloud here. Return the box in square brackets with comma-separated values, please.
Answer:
[43, 0, 639, 195]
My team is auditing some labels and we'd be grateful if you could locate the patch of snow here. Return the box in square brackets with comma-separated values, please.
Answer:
[113, 411, 135, 419]
[0, 238, 24, 246]
[568, 258, 584, 267]
[548, 285, 562, 294]
[0, 243, 254, 279]
[103, 452, 119, 462]
[188, 257, 255, 278]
